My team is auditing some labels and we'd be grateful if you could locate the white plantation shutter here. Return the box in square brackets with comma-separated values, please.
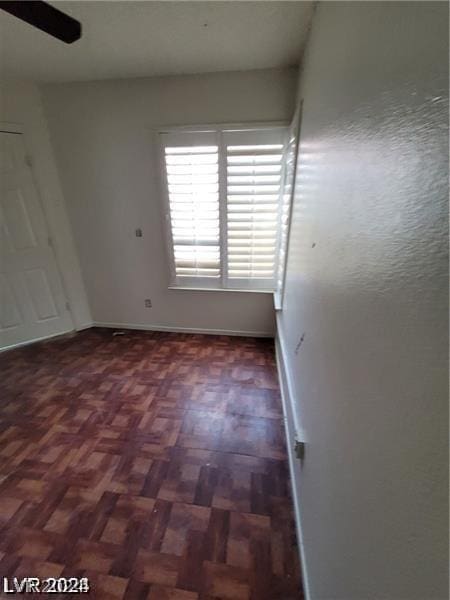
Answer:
[160, 126, 288, 291]
[224, 129, 286, 290]
[161, 131, 221, 286]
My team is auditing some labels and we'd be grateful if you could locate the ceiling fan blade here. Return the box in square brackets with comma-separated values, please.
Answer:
[0, 1, 81, 43]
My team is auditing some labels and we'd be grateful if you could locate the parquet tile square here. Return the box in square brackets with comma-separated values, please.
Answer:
[133, 550, 180, 586]
[202, 561, 250, 600]
[0, 328, 303, 598]
[147, 585, 198, 600]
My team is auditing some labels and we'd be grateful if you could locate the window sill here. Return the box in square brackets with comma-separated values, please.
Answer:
[168, 286, 274, 294]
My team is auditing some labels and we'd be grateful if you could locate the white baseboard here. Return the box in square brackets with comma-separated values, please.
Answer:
[0, 321, 273, 353]
[75, 321, 94, 332]
[92, 321, 274, 338]
[0, 328, 74, 353]
[275, 323, 311, 600]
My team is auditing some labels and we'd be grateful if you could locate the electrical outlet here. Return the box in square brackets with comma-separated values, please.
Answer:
[144, 298, 152, 308]
[135, 228, 143, 237]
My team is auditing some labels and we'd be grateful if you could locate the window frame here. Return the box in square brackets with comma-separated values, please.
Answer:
[274, 101, 303, 310]
[157, 121, 289, 293]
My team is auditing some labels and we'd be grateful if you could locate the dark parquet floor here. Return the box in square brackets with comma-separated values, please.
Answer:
[0, 328, 303, 599]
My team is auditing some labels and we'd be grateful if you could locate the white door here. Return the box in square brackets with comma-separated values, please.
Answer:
[0, 131, 73, 350]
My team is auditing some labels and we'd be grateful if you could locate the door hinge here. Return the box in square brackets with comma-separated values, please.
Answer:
[48, 236, 53, 247]
[65, 301, 71, 311]
[25, 154, 33, 168]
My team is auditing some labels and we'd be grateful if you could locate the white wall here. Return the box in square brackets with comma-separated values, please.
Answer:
[278, 2, 448, 599]
[42, 68, 297, 335]
[0, 81, 92, 331]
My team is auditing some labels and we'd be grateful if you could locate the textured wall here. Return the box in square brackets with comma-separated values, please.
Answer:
[278, 2, 448, 598]
[42, 69, 297, 335]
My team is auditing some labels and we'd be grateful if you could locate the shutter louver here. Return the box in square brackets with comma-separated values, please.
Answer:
[224, 130, 286, 290]
[161, 132, 221, 285]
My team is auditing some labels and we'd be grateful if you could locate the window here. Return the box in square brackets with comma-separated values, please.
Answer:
[160, 125, 288, 291]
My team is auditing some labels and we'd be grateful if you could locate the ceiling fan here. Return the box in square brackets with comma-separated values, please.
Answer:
[0, 1, 81, 43]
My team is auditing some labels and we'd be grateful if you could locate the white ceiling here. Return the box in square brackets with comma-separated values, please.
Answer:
[0, 1, 313, 83]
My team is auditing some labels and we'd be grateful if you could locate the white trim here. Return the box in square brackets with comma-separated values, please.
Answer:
[273, 290, 282, 310]
[0, 121, 24, 134]
[155, 130, 177, 287]
[75, 321, 94, 332]
[273, 127, 290, 295]
[0, 329, 73, 353]
[168, 286, 273, 294]
[0, 320, 274, 350]
[275, 319, 311, 600]
[92, 321, 274, 338]
[152, 120, 289, 134]
[278, 101, 303, 309]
